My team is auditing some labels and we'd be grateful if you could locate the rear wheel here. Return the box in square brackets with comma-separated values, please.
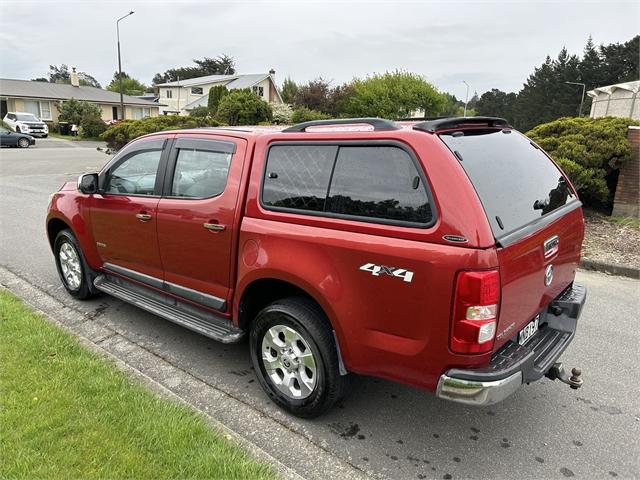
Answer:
[18, 137, 30, 148]
[54, 229, 95, 299]
[250, 297, 350, 418]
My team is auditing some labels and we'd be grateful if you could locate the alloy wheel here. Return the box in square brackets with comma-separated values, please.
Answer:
[58, 242, 82, 290]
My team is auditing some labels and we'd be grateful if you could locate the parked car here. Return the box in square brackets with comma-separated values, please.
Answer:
[3, 112, 49, 137]
[46, 117, 586, 417]
[0, 127, 35, 148]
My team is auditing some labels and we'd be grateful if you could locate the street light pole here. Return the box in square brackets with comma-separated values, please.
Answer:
[463, 81, 470, 117]
[565, 81, 586, 117]
[116, 11, 135, 120]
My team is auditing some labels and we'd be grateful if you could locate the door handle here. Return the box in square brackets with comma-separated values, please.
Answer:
[136, 213, 152, 222]
[203, 222, 225, 231]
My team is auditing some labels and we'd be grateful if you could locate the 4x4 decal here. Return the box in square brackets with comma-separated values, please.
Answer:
[359, 263, 414, 283]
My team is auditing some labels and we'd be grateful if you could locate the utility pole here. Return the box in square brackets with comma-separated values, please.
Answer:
[116, 11, 135, 120]
[565, 81, 586, 117]
[463, 81, 470, 117]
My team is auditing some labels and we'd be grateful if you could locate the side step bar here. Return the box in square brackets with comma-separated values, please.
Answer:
[94, 274, 244, 343]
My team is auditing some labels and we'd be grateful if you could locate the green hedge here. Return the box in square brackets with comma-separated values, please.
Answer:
[290, 107, 330, 123]
[101, 115, 219, 150]
[527, 116, 640, 208]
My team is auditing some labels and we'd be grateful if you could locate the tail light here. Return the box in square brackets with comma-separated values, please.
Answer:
[451, 270, 500, 354]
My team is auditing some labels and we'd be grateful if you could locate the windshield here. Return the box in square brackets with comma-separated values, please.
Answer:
[16, 114, 39, 122]
[439, 128, 576, 238]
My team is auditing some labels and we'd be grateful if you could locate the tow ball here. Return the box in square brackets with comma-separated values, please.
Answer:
[546, 362, 583, 389]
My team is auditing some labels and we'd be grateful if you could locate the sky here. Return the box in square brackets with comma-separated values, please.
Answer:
[1, 0, 638, 100]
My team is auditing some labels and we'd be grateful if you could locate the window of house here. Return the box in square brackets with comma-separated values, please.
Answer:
[132, 108, 143, 120]
[39, 101, 52, 120]
[24, 100, 40, 118]
[252, 86, 264, 97]
[105, 150, 163, 196]
[262, 144, 433, 225]
[191, 87, 203, 95]
[166, 90, 173, 98]
[142, 107, 151, 118]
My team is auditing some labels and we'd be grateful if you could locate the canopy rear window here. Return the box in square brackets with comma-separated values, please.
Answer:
[439, 129, 576, 238]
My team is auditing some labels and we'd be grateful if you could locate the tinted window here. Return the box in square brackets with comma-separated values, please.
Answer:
[105, 150, 162, 195]
[327, 146, 431, 224]
[262, 145, 337, 211]
[440, 129, 576, 237]
[171, 149, 232, 198]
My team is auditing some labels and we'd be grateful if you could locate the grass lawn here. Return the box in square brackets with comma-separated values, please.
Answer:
[0, 290, 276, 479]
[48, 131, 103, 142]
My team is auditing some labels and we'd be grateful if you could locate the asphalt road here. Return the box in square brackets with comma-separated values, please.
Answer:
[1, 140, 639, 479]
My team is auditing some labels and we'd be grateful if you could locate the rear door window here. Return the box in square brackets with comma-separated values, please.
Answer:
[439, 129, 576, 237]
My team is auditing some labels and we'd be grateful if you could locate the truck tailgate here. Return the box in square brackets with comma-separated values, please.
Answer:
[494, 205, 584, 349]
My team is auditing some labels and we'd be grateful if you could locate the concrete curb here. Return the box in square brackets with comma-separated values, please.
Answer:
[0, 266, 370, 480]
[580, 259, 640, 280]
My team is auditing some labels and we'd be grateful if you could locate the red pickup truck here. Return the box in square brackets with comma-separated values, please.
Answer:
[46, 117, 585, 417]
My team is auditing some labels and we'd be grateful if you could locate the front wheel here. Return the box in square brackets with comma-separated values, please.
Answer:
[250, 297, 350, 418]
[54, 229, 95, 299]
[18, 138, 30, 148]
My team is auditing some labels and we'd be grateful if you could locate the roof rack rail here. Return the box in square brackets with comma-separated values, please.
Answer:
[413, 116, 510, 133]
[282, 117, 400, 133]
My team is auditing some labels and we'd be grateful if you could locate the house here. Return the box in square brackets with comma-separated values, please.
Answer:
[155, 70, 282, 115]
[587, 80, 640, 120]
[0, 73, 162, 123]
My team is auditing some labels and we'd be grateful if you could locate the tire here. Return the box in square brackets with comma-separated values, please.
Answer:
[53, 229, 95, 300]
[250, 297, 350, 418]
[43, 134, 48, 138]
[18, 138, 30, 148]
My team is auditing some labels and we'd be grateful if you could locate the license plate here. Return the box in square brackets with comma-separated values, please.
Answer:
[518, 315, 540, 345]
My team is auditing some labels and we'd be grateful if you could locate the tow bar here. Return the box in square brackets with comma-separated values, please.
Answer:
[546, 363, 583, 389]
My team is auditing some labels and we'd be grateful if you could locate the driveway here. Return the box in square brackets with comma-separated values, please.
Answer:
[1, 144, 638, 479]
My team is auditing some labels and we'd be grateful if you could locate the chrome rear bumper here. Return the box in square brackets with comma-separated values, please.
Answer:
[436, 371, 522, 406]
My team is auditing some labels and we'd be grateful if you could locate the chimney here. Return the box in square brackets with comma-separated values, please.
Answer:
[70, 67, 80, 87]
[269, 68, 276, 77]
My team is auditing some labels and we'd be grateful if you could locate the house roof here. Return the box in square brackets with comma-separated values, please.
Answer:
[0, 78, 162, 106]
[587, 80, 640, 98]
[156, 73, 271, 90]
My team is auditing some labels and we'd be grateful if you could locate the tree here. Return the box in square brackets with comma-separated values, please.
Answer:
[215, 89, 272, 125]
[343, 71, 445, 119]
[293, 78, 333, 113]
[106, 71, 148, 96]
[207, 85, 229, 113]
[188, 106, 212, 119]
[280, 77, 298, 104]
[527, 116, 640, 208]
[475, 89, 518, 122]
[44, 64, 101, 88]
[152, 54, 236, 84]
[599, 35, 639, 86]
[439, 93, 465, 116]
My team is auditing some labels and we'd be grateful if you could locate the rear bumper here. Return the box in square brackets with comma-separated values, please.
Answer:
[436, 283, 586, 406]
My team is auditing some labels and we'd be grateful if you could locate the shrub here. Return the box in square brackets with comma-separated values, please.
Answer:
[290, 107, 330, 124]
[208, 85, 228, 113]
[80, 115, 107, 138]
[527, 116, 640, 208]
[188, 106, 212, 118]
[57, 99, 102, 126]
[215, 89, 272, 126]
[271, 103, 293, 124]
[101, 115, 219, 150]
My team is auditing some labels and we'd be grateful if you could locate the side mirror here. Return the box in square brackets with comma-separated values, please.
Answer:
[78, 173, 99, 194]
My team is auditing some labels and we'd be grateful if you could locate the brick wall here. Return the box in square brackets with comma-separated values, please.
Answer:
[612, 126, 640, 218]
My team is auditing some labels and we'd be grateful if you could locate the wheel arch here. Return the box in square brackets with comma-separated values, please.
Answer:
[236, 275, 350, 371]
[46, 217, 72, 251]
